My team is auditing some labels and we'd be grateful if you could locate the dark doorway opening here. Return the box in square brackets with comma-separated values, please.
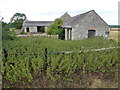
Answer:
[26, 27, 29, 32]
[69, 28, 72, 40]
[88, 30, 96, 38]
[67, 29, 69, 40]
[37, 26, 45, 33]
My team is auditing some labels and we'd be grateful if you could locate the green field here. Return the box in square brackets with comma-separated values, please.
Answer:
[2, 36, 119, 88]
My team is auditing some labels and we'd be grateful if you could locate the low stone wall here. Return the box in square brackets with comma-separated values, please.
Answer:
[15, 29, 23, 35]
[16, 33, 58, 39]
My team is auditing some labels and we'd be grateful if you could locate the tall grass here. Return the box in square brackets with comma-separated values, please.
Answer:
[3, 36, 118, 54]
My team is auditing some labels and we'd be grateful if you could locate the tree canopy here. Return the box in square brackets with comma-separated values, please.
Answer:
[47, 19, 63, 35]
[10, 13, 27, 29]
[2, 22, 16, 40]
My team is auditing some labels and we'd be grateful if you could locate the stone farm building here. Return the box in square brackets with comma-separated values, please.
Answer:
[22, 10, 110, 40]
[22, 21, 53, 33]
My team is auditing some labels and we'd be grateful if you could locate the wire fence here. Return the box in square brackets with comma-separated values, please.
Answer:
[2, 46, 119, 76]
[2, 46, 120, 56]
[2, 46, 120, 62]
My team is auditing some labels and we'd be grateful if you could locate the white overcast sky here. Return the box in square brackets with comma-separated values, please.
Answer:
[0, 0, 119, 25]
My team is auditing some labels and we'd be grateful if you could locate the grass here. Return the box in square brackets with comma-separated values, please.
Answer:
[3, 36, 118, 53]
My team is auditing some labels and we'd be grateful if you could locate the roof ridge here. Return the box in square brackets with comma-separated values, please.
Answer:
[80, 10, 95, 15]
[72, 10, 95, 18]
[28, 21, 50, 22]
[25, 21, 53, 23]
[61, 12, 71, 16]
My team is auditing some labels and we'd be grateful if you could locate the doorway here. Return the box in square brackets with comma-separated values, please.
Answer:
[37, 26, 45, 33]
[26, 27, 29, 32]
[88, 30, 96, 38]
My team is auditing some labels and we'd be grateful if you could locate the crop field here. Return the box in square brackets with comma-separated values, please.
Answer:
[2, 36, 119, 88]
[109, 28, 120, 42]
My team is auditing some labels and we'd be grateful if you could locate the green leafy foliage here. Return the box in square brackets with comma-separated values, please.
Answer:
[10, 13, 27, 29]
[2, 36, 118, 88]
[2, 22, 17, 40]
[47, 19, 63, 35]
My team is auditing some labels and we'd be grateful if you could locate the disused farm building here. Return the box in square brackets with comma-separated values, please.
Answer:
[22, 10, 110, 40]
[23, 21, 53, 33]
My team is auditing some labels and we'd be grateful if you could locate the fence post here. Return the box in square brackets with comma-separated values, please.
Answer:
[3, 49, 8, 62]
[44, 48, 48, 76]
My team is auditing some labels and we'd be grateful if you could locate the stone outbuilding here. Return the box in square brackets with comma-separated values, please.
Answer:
[22, 21, 53, 33]
[60, 10, 110, 40]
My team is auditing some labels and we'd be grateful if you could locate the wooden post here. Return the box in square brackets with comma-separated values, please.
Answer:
[44, 48, 48, 76]
[3, 49, 8, 62]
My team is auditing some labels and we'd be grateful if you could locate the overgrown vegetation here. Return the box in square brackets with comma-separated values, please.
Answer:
[2, 12, 26, 40]
[2, 13, 26, 42]
[2, 22, 17, 40]
[2, 36, 119, 88]
[47, 18, 63, 35]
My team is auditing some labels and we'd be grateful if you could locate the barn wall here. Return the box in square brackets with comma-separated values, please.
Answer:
[29, 27, 37, 32]
[23, 27, 37, 33]
[72, 11, 110, 40]
[23, 27, 26, 32]
[23, 26, 49, 33]
[45, 26, 48, 33]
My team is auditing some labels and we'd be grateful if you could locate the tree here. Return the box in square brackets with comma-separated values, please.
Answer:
[47, 19, 63, 35]
[10, 13, 27, 29]
[2, 22, 17, 40]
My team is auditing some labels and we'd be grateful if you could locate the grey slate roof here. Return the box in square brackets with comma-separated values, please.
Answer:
[62, 10, 94, 27]
[23, 21, 53, 27]
[60, 12, 71, 24]
[62, 10, 109, 28]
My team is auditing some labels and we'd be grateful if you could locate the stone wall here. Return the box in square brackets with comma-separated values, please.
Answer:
[29, 27, 37, 32]
[72, 11, 110, 40]
[45, 26, 48, 33]
[23, 26, 49, 33]
[23, 27, 37, 32]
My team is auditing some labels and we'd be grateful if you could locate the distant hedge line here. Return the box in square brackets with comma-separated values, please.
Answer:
[109, 25, 120, 28]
